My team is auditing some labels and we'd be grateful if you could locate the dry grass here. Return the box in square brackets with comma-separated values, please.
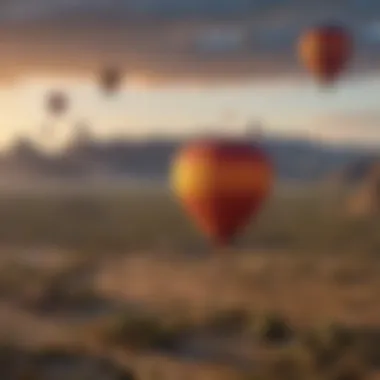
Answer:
[0, 186, 376, 378]
[0, 185, 377, 254]
[95, 252, 380, 326]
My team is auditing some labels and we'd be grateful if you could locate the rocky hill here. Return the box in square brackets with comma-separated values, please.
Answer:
[0, 133, 375, 185]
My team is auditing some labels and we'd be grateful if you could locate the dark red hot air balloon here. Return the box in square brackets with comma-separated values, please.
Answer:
[298, 24, 353, 86]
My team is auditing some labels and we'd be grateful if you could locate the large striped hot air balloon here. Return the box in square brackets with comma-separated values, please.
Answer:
[171, 139, 273, 247]
[298, 24, 353, 86]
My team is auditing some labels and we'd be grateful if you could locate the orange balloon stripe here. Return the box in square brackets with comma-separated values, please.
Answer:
[299, 35, 320, 70]
[172, 158, 272, 197]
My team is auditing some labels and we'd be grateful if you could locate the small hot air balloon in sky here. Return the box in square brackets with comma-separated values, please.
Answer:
[171, 139, 273, 247]
[100, 67, 122, 95]
[246, 120, 263, 141]
[298, 24, 353, 86]
[40, 90, 69, 139]
[46, 90, 69, 117]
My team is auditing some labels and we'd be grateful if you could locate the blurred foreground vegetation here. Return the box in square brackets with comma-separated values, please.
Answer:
[0, 184, 378, 379]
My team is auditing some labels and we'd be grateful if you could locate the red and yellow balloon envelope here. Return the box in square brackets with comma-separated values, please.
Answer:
[298, 25, 353, 86]
[171, 140, 273, 247]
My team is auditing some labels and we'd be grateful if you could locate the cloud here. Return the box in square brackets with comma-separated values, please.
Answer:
[316, 110, 380, 131]
[0, 0, 378, 84]
[310, 110, 380, 144]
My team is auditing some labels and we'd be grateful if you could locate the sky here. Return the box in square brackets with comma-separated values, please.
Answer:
[0, 0, 380, 150]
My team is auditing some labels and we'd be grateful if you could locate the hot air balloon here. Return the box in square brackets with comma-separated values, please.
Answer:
[40, 90, 69, 139]
[246, 120, 263, 141]
[171, 139, 273, 247]
[298, 24, 353, 86]
[46, 90, 68, 117]
[100, 67, 122, 95]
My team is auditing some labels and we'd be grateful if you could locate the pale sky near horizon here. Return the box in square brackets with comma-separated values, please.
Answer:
[1, 71, 379, 151]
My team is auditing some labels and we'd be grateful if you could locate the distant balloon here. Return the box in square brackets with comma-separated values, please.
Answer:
[46, 91, 68, 117]
[298, 25, 353, 86]
[171, 139, 273, 247]
[100, 67, 122, 95]
[246, 121, 263, 141]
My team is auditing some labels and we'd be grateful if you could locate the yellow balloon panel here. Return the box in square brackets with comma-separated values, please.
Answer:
[171, 157, 272, 197]
[298, 34, 321, 72]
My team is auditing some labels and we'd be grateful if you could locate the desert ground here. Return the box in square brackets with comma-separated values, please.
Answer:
[0, 183, 378, 379]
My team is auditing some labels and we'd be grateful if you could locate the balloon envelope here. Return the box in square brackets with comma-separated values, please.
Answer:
[46, 91, 68, 116]
[298, 25, 352, 85]
[171, 139, 273, 246]
[100, 67, 122, 94]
